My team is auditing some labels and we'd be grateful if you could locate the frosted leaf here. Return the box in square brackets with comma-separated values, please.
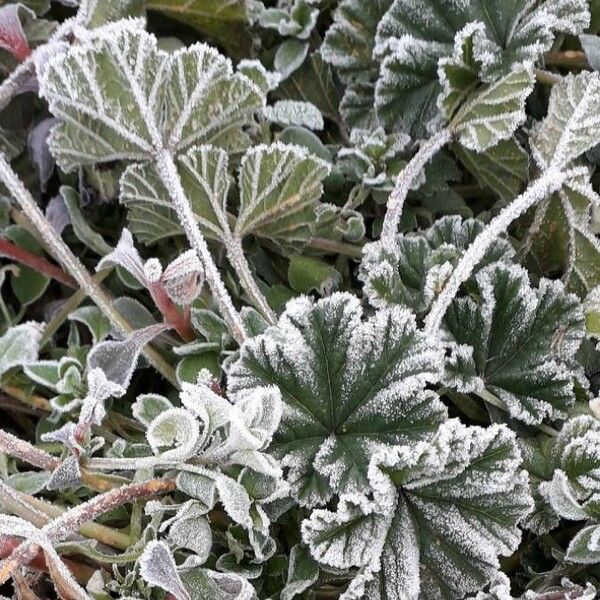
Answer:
[165, 43, 263, 153]
[46, 455, 82, 491]
[168, 506, 212, 564]
[564, 524, 600, 564]
[133, 393, 173, 426]
[280, 544, 319, 600]
[263, 100, 324, 131]
[86, 323, 168, 388]
[146, 407, 202, 461]
[530, 72, 600, 169]
[237, 59, 281, 94]
[139, 540, 191, 600]
[214, 473, 253, 529]
[78, 367, 126, 430]
[302, 494, 390, 569]
[523, 580, 597, 600]
[40, 24, 265, 171]
[535, 416, 600, 535]
[161, 249, 204, 305]
[359, 216, 514, 313]
[447, 62, 534, 152]
[179, 568, 257, 600]
[0, 515, 90, 600]
[120, 144, 231, 244]
[453, 137, 529, 202]
[176, 471, 218, 512]
[524, 169, 600, 297]
[320, 0, 392, 128]
[320, 0, 393, 85]
[97, 228, 146, 285]
[359, 420, 532, 600]
[0, 321, 42, 377]
[248, 0, 318, 40]
[234, 142, 330, 252]
[373, 0, 589, 136]
[228, 292, 446, 506]
[442, 263, 584, 424]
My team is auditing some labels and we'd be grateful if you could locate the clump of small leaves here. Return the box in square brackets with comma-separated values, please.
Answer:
[1, 1, 600, 599]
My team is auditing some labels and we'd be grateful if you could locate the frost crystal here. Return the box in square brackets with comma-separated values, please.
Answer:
[229, 292, 446, 505]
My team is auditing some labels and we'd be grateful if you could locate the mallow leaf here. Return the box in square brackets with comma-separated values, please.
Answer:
[442, 263, 585, 424]
[228, 292, 446, 506]
[40, 23, 264, 171]
[525, 168, 600, 297]
[121, 142, 330, 251]
[234, 142, 331, 251]
[359, 215, 514, 314]
[320, 0, 393, 128]
[303, 420, 532, 600]
[530, 71, 600, 169]
[373, 0, 589, 136]
[120, 144, 231, 244]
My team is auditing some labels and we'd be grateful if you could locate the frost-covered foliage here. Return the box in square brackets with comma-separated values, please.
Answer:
[0, 1, 600, 599]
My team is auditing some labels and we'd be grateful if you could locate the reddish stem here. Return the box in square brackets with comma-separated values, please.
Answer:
[0, 237, 76, 288]
[148, 281, 195, 342]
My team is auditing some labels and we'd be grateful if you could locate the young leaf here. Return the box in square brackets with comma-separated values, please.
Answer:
[360, 216, 514, 313]
[228, 292, 446, 506]
[442, 263, 585, 424]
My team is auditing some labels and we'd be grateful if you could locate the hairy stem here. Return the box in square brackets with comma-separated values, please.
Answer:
[0, 481, 131, 549]
[0, 238, 76, 288]
[0, 152, 177, 387]
[381, 128, 453, 243]
[544, 50, 588, 69]
[226, 234, 276, 324]
[425, 170, 568, 335]
[310, 236, 363, 259]
[155, 149, 247, 344]
[0, 428, 126, 492]
[0, 479, 176, 583]
[534, 68, 562, 85]
[147, 281, 195, 341]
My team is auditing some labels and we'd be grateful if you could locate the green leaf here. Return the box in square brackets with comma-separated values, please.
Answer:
[530, 71, 600, 169]
[453, 138, 528, 202]
[281, 544, 319, 600]
[275, 53, 341, 124]
[60, 186, 112, 256]
[449, 65, 534, 152]
[68, 306, 111, 344]
[303, 421, 531, 600]
[359, 216, 514, 314]
[5, 226, 49, 306]
[234, 143, 330, 251]
[79, 0, 145, 28]
[120, 145, 231, 244]
[40, 24, 264, 171]
[0, 322, 41, 377]
[228, 292, 446, 506]
[443, 263, 585, 424]
[288, 255, 341, 295]
[373, 0, 589, 136]
[146, 0, 252, 60]
[525, 171, 600, 297]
